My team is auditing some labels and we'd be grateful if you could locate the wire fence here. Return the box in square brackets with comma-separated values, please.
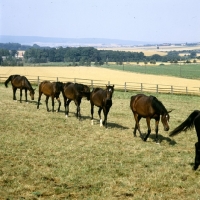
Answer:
[0, 74, 200, 96]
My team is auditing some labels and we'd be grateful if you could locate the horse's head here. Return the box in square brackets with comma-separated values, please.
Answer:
[105, 85, 114, 100]
[161, 111, 172, 131]
[29, 88, 36, 100]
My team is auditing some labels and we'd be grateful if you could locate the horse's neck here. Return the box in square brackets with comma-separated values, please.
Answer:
[25, 79, 33, 91]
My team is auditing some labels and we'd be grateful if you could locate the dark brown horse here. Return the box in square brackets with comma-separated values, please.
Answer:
[4, 74, 35, 102]
[130, 94, 171, 143]
[62, 82, 90, 118]
[37, 81, 64, 112]
[169, 110, 200, 170]
[90, 85, 114, 128]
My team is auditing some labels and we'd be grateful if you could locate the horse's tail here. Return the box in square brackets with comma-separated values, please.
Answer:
[169, 110, 200, 137]
[4, 75, 15, 87]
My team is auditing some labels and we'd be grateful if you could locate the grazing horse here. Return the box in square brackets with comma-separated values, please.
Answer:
[130, 94, 171, 143]
[90, 85, 114, 128]
[62, 82, 90, 118]
[4, 74, 35, 102]
[169, 110, 200, 170]
[37, 81, 64, 112]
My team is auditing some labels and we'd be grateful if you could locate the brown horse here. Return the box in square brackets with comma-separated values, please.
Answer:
[4, 74, 35, 102]
[90, 85, 114, 128]
[130, 94, 171, 143]
[169, 110, 200, 170]
[37, 81, 64, 112]
[62, 82, 90, 118]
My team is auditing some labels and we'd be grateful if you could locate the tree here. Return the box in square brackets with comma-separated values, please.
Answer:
[190, 51, 197, 58]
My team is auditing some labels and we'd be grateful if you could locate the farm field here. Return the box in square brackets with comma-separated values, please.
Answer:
[1, 66, 200, 89]
[97, 44, 200, 56]
[0, 83, 200, 199]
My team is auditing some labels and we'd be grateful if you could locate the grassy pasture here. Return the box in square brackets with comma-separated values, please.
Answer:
[1, 84, 200, 199]
[102, 63, 200, 80]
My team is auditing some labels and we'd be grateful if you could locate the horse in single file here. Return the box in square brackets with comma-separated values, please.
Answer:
[37, 81, 64, 112]
[130, 94, 171, 143]
[62, 82, 90, 118]
[90, 85, 114, 127]
[169, 110, 200, 170]
[4, 74, 35, 102]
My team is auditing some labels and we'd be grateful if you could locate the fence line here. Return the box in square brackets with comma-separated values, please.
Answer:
[0, 74, 200, 96]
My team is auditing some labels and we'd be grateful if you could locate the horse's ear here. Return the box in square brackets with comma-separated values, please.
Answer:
[113, 85, 114, 87]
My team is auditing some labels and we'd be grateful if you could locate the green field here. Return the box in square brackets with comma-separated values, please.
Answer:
[102, 63, 200, 80]
[0, 84, 200, 199]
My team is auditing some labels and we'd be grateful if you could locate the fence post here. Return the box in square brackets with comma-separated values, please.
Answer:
[37, 76, 40, 86]
[186, 87, 188, 94]
[171, 86, 173, 94]
[108, 81, 110, 86]
[156, 84, 158, 93]
[124, 82, 127, 92]
[74, 78, 76, 83]
[57, 77, 58, 82]
[141, 83, 143, 92]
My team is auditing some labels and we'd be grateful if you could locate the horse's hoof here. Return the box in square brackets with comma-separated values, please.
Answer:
[91, 120, 94, 125]
[156, 142, 160, 145]
[193, 164, 199, 170]
[65, 115, 68, 118]
[143, 138, 147, 141]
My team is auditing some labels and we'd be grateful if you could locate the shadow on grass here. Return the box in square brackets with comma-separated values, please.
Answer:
[133, 131, 177, 145]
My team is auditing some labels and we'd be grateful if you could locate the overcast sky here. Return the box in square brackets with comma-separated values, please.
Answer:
[1, 0, 200, 43]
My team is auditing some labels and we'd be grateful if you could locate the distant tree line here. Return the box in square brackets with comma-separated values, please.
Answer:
[0, 43, 199, 66]
[23, 47, 199, 65]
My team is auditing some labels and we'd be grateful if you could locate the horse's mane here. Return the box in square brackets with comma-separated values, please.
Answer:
[151, 96, 167, 114]
[23, 76, 34, 90]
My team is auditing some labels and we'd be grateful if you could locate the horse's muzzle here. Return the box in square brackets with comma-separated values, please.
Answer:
[164, 127, 169, 131]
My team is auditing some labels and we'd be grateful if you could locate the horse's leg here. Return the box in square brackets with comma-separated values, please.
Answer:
[25, 88, 28, 102]
[65, 99, 71, 117]
[98, 107, 103, 127]
[20, 88, 23, 103]
[51, 96, 55, 112]
[133, 114, 143, 139]
[103, 106, 110, 128]
[143, 118, 151, 142]
[76, 98, 82, 119]
[56, 97, 61, 112]
[63, 96, 67, 116]
[91, 102, 94, 125]
[37, 92, 42, 109]
[13, 87, 17, 100]
[154, 119, 160, 143]
[45, 96, 50, 111]
[194, 142, 200, 170]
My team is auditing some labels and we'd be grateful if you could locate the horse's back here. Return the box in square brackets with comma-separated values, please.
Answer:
[39, 81, 53, 95]
[130, 94, 147, 107]
[130, 94, 153, 115]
